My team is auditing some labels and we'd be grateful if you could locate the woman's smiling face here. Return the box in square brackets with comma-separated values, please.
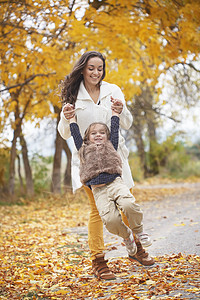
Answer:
[82, 57, 104, 87]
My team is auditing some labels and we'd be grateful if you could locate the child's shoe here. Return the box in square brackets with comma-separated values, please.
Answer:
[92, 253, 116, 280]
[129, 237, 155, 266]
[124, 232, 137, 256]
[136, 232, 152, 247]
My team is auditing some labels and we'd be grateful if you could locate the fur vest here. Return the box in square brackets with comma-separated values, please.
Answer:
[79, 141, 122, 184]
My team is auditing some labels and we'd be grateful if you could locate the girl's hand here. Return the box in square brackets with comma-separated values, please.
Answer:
[111, 96, 123, 114]
[63, 103, 75, 120]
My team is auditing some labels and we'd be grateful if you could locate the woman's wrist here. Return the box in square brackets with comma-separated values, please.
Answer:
[69, 116, 76, 124]
[112, 110, 119, 117]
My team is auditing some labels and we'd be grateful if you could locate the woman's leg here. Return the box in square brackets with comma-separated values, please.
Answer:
[83, 186, 116, 280]
[83, 186, 104, 260]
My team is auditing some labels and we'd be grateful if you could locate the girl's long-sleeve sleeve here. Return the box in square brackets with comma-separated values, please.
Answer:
[110, 115, 120, 150]
[69, 123, 83, 151]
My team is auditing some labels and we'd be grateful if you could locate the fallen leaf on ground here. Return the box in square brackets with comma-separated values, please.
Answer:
[0, 186, 199, 299]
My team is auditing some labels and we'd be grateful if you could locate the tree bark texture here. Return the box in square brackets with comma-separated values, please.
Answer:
[144, 88, 159, 175]
[9, 126, 21, 195]
[20, 134, 34, 196]
[128, 86, 159, 177]
[129, 99, 148, 177]
[17, 154, 25, 194]
[51, 106, 63, 194]
[51, 129, 63, 194]
[8, 91, 21, 195]
[63, 140, 72, 190]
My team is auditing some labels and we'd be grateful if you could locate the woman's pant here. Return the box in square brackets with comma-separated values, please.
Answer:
[84, 185, 133, 260]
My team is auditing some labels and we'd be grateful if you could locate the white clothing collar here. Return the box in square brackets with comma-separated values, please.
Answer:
[77, 81, 112, 101]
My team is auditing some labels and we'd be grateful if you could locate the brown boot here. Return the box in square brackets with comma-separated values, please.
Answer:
[92, 254, 116, 280]
[129, 236, 155, 266]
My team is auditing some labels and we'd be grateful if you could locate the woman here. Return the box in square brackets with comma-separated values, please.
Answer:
[58, 51, 154, 280]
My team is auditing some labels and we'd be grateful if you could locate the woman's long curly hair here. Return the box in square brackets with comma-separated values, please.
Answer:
[60, 51, 106, 106]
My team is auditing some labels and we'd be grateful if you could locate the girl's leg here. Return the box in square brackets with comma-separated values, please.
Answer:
[121, 210, 129, 226]
[83, 186, 104, 260]
[114, 180, 154, 265]
[121, 189, 134, 226]
[92, 185, 132, 240]
[112, 178, 143, 233]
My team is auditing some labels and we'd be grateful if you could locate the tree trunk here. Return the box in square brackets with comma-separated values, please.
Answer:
[63, 140, 72, 190]
[147, 119, 159, 175]
[132, 117, 148, 177]
[20, 133, 34, 196]
[8, 91, 21, 195]
[51, 106, 63, 194]
[51, 129, 63, 194]
[129, 101, 148, 177]
[8, 126, 21, 195]
[17, 154, 25, 194]
[144, 88, 159, 175]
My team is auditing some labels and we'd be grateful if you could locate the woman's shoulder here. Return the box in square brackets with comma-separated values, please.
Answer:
[101, 81, 121, 90]
[101, 81, 122, 98]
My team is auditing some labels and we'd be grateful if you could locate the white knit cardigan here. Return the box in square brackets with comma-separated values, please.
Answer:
[58, 81, 134, 192]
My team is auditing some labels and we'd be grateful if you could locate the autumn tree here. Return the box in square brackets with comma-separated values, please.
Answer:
[1, 0, 200, 196]
[0, 0, 87, 195]
[163, 60, 200, 107]
[83, 0, 200, 176]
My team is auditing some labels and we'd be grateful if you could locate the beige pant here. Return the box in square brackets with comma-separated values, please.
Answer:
[92, 177, 143, 240]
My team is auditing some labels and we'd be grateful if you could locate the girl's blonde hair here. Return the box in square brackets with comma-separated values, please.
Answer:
[79, 122, 110, 163]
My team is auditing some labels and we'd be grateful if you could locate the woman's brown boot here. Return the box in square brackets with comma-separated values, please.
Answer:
[92, 253, 116, 280]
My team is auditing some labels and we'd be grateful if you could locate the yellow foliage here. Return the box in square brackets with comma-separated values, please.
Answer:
[0, 0, 200, 136]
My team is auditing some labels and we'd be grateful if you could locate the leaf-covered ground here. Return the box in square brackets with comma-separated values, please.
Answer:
[0, 184, 199, 299]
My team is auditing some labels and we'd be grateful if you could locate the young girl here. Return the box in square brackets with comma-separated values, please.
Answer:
[69, 107, 152, 260]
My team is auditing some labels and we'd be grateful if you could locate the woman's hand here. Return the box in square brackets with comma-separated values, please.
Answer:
[63, 103, 75, 120]
[111, 96, 123, 114]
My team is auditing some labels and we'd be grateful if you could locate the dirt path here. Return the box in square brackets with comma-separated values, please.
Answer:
[104, 182, 200, 259]
[69, 182, 200, 259]
[67, 182, 200, 299]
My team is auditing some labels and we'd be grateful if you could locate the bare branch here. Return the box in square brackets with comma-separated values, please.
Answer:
[153, 107, 181, 123]
[174, 62, 200, 73]
[0, 72, 56, 93]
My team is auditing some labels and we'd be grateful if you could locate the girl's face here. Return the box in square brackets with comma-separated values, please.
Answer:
[88, 124, 108, 145]
[82, 57, 104, 87]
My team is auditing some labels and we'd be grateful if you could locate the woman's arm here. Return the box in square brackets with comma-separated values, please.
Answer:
[57, 103, 76, 140]
[57, 110, 71, 140]
[111, 85, 133, 130]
